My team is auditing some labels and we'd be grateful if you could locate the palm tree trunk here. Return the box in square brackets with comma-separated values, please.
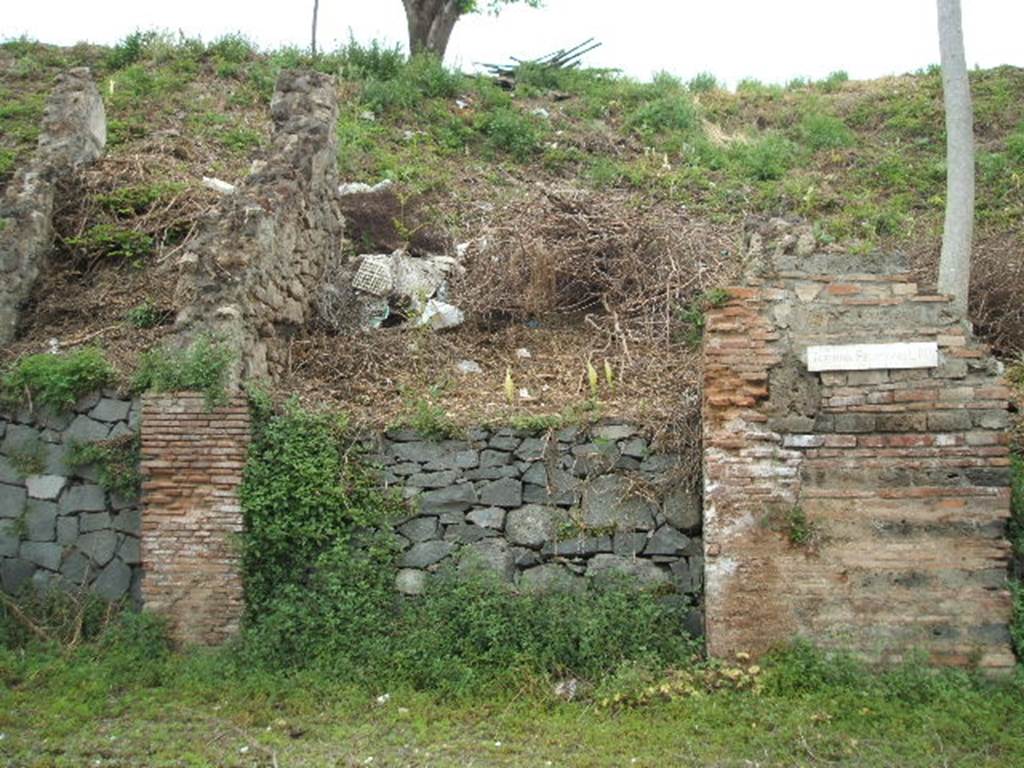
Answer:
[936, 0, 975, 313]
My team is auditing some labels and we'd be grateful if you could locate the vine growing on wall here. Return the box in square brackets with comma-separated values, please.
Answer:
[238, 399, 404, 613]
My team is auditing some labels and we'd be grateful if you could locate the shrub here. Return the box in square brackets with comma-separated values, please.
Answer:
[338, 38, 405, 81]
[0, 348, 114, 412]
[207, 33, 257, 65]
[132, 336, 234, 407]
[239, 402, 696, 693]
[239, 402, 403, 614]
[475, 107, 543, 160]
[359, 54, 461, 114]
[818, 70, 850, 92]
[730, 133, 795, 180]
[106, 30, 160, 70]
[1, 589, 109, 650]
[688, 72, 720, 92]
[799, 113, 855, 151]
[65, 224, 154, 264]
[626, 76, 701, 138]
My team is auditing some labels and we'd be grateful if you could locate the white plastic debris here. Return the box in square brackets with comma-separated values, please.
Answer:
[531, 107, 551, 119]
[359, 110, 376, 121]
[515, 348, 532, 359]
[456, 359, 483, 375]
[352, 255, 394, 297]
[338, 179, 394, 196]
[47, 338, 60, 355]
[455, 98, 469, 110]
[417, 299, 464, 330]
[455, 241, 470, 258]
[374, 693, 391, 705]
[518, 387, 535, 401]
[202, 176, 236, 195]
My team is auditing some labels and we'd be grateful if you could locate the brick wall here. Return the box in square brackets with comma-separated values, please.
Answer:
[139, 394, 249, 645]
[703, 238, 1014, 671]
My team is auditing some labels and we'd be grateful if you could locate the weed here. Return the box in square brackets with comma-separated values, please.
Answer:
[799, 112, 855, 151]
[0, 348, 114, 412]
[475, 106, 543, 160]
[764, 504, 820, 547]
[0, 148, 15, 177]
[218, 126, 262, 153]
[207, 33, 257, 65]
[132, 336, 235, 408]
[1008, 121, 1024, 166]
[506, 402, 597, 432]
[688, 72, 719, 92]
[729, 133, 795, 181]
[338, 37, 405, 81]
[394, 384, 458, 440]
[124, 301, 171, 329]
[626, 79, 700, 138]
[64, 224, 154, 264]
[674, 288, 730, 348]
[8, 440, 46, 477]
[66, 433, 142, 498]
[96, 182, 186, 216]
[818, 70, 850, 92]
[105, 30, 160, 70]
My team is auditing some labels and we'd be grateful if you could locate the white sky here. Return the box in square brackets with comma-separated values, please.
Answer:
[2, 1, 1022, 86]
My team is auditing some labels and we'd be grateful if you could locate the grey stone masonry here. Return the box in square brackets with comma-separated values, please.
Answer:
[0, 391, 141, 602]
[372, 421, 703, 607]
[0, 68, 106, 344]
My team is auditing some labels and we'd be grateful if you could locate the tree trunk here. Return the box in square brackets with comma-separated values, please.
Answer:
[311, 0, 320, 57]
[936, 0, 974, 313]
[402, 0, 462, 59]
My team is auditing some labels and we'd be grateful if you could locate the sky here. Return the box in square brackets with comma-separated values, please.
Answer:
[2, 1, 1023, 86]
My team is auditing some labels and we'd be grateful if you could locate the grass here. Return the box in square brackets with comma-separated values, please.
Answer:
[2, 34, 1023, 257]
[2, 641, 1023, 766]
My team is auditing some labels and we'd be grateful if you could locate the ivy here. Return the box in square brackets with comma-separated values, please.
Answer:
[239, 401, 403, 613]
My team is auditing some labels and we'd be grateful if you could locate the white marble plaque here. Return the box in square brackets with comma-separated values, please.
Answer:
[806, 342, 938, 372]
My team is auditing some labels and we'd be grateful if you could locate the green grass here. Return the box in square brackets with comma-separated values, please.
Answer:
[3, 35, 1023, 260]
[2, 640, 1023, 767]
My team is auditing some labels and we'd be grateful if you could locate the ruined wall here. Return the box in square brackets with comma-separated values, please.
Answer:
[171, 69, 342, 381]
[369, 423, 703, 617]
[703, 221, 1014, 670]
[0, 68, 105, 344]
[0, 392, 141, 600]
[139, 394, 249, 645]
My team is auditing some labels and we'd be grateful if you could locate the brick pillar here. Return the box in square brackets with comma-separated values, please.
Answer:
[702, 267, 1014, 671]
[139, 393, 249, 645]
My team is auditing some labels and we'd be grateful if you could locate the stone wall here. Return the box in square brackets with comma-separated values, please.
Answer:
[703, 221, 1014, 670]
[367, 423, 703, 612]
[0, 68, 105, 344]
[139, 394, 249, 645]
[0, 392, 140, 600]
[171, 69, 342, 381]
